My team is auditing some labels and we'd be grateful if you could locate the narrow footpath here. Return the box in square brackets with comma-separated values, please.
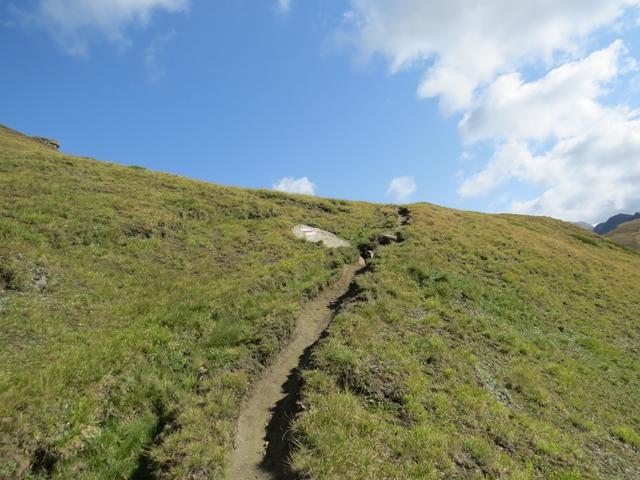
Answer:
[227, 208, 409, 480]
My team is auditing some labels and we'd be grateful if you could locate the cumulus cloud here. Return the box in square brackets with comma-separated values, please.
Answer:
[458, 141, 534, 198]
[459, 41, 634, 143]
[458, 41, 640, 223]
[386, 176, 416, 202]
[24, 0, 188, 56]
[273, 176, 316, 195]
[345, 1, 640, 222]
[346, 0, 640, 113]
[510, 114, 640, 223]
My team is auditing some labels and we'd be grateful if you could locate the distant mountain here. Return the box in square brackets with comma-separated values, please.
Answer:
[593, 212, 640, 235]
[572, 221, 593, 230]
[605, 218, 640, 252]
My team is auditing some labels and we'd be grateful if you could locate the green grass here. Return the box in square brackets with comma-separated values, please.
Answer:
[3, 125, 640, 479]
[292, 205, 640, 479]
[0, 126, 394, 479]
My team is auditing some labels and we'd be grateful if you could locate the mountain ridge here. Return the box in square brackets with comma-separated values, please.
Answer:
[594, 212, 640, 235]
[605, 218, 640, 252]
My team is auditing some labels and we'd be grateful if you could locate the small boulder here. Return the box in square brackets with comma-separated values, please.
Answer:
[292, 225, 350, 248]
[379, 233, 398, 245]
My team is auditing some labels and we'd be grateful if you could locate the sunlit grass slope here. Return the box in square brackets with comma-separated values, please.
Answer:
[605, 218, 640, 252]
[293, 204, 640, 479]
[0, 126, 394, 479]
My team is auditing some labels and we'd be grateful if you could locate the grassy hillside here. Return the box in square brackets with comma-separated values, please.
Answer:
[0, 126, 394, 479]
[3, 124, 640, 480]
[605, 219, 640, 252]
[292, 205, 640, 478]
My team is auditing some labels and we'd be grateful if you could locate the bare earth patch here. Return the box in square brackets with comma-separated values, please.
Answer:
[227, 260, 363, 479]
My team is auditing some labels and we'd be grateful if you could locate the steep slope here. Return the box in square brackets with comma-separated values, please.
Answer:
[594, 212, 640, 235]
[292, 206, 640, 479]
[0, 126, 394, 479]
[605, 219, 640, 252]
[3, 124, 640, 480]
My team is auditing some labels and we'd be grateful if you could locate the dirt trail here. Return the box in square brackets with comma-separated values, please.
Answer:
[227, 208, 408, 480]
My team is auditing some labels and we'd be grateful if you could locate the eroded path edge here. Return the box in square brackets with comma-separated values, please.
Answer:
[227, 207, 409, 480]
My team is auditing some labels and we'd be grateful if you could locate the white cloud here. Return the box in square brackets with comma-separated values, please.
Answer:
[386, 176, 416, 202]
[510, 114, 640, 223]
[25, 0, 188, 56]
[273, 176, 316, 195]
[459, 41, 633, 143]
[457, 41, 640, 223]
[458, 141, 534, 198]
[145, 30, 176, 82]
[346, 0, 640, 113]
[345, 1, 640, 222]
[277, 0, 292, 13]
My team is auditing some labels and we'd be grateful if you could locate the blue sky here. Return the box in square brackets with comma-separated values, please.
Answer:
[2, 1, 640, 224]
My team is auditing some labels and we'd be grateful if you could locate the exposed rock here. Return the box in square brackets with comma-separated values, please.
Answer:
[379, 233, 399, 245]
[32, 137, 60, 151]
[291, 225, 350, 248]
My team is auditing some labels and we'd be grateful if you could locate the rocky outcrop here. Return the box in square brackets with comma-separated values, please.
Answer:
[31, 137, 60, 151]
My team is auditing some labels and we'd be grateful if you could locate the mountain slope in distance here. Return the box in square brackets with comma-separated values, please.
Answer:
[594, 212, 640, 235]
[605, 218, 640, 252]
